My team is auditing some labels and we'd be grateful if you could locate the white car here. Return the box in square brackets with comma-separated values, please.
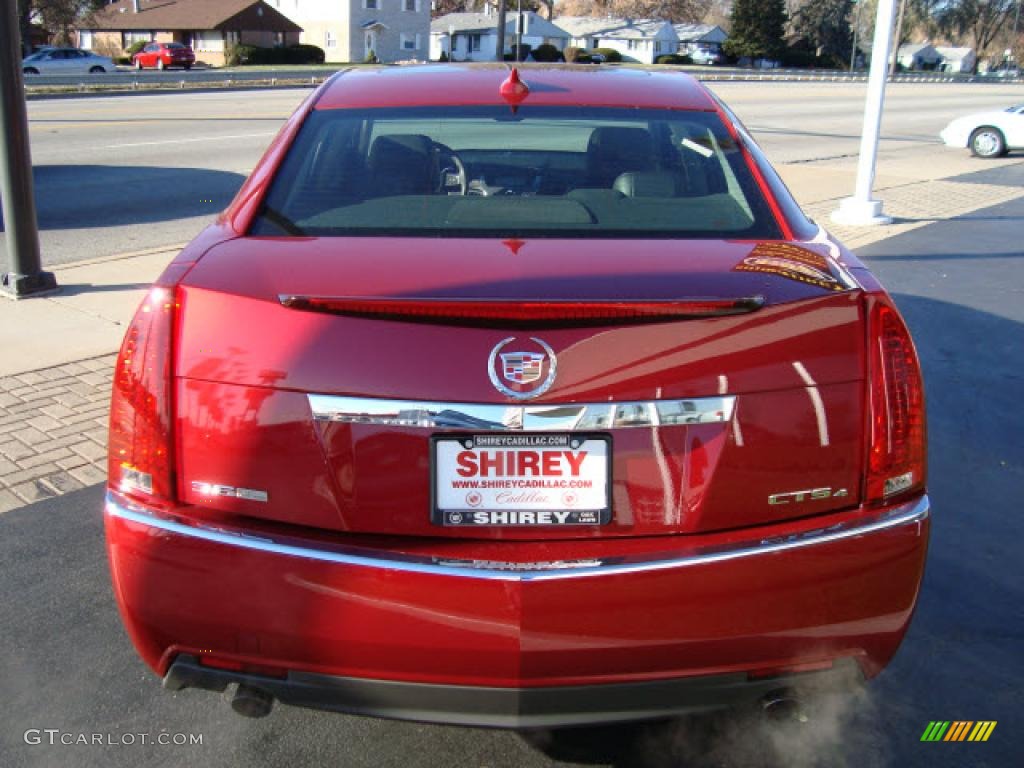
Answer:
[690, 48, 724, 66]
[940, 105, 1024, 158]
[22, 48, 114, 75]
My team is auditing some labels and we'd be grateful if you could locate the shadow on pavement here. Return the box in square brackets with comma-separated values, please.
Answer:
[0, 165, 246, 232]
[54, 282, 151, 296]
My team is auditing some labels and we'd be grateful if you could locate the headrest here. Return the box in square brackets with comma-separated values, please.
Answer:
[367, 134, 433, 194]
[587, 127, 655, 169]
[613, 171, 683, 198]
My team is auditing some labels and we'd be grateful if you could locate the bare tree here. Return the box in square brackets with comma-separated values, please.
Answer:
[22, 0, 106, 47]
[432, 0, 470, 14]
[556, 0, 711, 21]
[938, 0, 1016, 56]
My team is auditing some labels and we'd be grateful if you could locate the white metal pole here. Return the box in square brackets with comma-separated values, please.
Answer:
[831, 0, 899, 226]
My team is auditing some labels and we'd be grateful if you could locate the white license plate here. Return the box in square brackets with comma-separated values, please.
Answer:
[432, 433, 611, 526]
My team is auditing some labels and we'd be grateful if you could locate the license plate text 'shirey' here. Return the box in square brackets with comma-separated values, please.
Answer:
[433, 433, 611, 526]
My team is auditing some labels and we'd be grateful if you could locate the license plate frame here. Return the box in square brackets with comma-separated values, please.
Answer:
[431, 432, 612, 527]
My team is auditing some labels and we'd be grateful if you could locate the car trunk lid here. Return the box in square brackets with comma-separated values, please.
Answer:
[173, 237, 865, 539]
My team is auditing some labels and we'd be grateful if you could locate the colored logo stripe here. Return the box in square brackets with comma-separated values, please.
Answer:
[969, 722, 997, 742]
[920, 721, 996, 742]
[944, 721, 972, 741]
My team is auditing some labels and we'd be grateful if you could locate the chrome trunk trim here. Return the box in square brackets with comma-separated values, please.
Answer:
[306, 394, 737, 431]
[106, 492, 929, 583]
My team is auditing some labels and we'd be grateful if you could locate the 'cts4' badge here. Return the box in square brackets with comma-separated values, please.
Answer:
[768, 487, 849, 505]
[488, 337, 557, 400]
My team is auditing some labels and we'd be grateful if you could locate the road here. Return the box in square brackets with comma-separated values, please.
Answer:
[2, 172, 1022, 767]
[2, 80, 1022, 267]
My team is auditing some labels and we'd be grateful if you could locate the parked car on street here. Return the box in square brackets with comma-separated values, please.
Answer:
[132, 41, 195, 70]
[689, 48, 723, 66]
[22, 47, 113, 75]
[105, 64, 930, 728]
[940, 104, 1024, 157]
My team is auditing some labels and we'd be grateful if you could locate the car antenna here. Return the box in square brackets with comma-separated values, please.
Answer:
[499, 67, 529, 113]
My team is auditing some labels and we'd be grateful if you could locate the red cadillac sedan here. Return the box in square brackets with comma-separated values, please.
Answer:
[132, 41, 195, 70]
[105, 65, 929, 728]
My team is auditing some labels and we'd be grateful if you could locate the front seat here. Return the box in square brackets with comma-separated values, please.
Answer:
[367, 134, 434, 196]
[586, 127, 656, 188]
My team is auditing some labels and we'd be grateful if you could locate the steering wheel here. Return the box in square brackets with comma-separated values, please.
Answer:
[434, 143, 468, 196]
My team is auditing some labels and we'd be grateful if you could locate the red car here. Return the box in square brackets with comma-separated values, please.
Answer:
[105, 65, 929, 728]
[132, 41, 194, 70]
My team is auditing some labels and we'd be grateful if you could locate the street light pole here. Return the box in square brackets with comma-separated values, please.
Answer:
[0, 0, 56, 298]
[516, 0, 524, 62]
[831, 0, 899, 226]
[496, 0, 507, 62]
[850, 0, 863, 71]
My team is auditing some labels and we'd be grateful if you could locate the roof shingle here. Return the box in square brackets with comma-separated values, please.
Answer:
[85, 0, 301, 32]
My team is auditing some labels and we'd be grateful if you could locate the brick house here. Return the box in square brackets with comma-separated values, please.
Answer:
[77, 0, 302, 67]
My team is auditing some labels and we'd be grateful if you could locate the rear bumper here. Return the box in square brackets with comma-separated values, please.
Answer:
[105, 491, 929, 723]
[164, 652, 864, 729]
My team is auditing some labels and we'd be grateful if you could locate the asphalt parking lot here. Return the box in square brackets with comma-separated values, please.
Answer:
[2, 161, 1021, 767]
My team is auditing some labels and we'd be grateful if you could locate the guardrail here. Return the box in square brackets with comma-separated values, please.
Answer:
[22, 68, 337, 95]
[20, 64, 1023, 95]
[692, 66, 1022, 84]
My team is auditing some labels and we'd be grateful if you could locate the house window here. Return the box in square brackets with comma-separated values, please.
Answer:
[122, 30, 153, 49]
[628, 40, 638, 50]
[401, 33, 420, 50]
[325, 30, 337, 48]
[469, 34, 481, 52]
[364, 0, 378, 8]
[404, 0, 418, 10]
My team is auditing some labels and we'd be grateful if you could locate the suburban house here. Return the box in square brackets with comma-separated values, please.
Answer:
[935, 46, 976, 73]
[271, 0, 430, 63]
[429, 10, 569, 62]
[77, 0, 302, 66]
[554, 17, 678, 64]
[895, 43, 941, 70]
[673, 23, 727, 55]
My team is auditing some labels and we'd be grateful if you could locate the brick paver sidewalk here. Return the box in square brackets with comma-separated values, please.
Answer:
[0, 355, 114, 512]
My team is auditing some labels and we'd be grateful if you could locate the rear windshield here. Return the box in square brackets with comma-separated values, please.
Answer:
[250, 106, 781, 239]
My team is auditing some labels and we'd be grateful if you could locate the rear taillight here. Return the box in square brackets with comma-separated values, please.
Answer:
[866, 300, 926, 504]
[108, 286, 178, 505]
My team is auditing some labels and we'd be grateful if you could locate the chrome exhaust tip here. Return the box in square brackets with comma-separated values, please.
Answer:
[230, 683, 274, 718]
[761, 690, 808, 723]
